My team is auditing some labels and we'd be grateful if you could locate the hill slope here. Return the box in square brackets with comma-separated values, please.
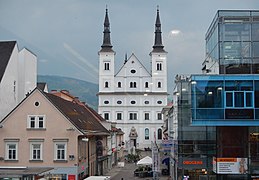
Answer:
[37, 75, 98, 110]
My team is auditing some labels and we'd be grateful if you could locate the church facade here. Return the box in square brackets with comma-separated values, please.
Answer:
[98, 8, 168, 149]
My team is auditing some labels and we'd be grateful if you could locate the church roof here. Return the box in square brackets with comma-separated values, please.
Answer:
[0, 41, 16, 83]
[115, 53, 151, 77]
[151, 8, 166, 53]
[100, 8, 114, 53]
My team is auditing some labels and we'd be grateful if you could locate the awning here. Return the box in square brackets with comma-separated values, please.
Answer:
[0, 167, 53, 178]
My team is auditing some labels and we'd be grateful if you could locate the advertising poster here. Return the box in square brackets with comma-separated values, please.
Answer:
[213, 157, 248, 174]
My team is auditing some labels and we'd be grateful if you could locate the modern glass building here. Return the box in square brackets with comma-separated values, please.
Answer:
[170, 10, 259, 180]
[203, 10, 259, 75]
[190, 74, 259, 179]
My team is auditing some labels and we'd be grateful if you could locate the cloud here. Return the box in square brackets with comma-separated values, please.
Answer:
[63, 42, 98, 74]
[170, 29, 181, 36]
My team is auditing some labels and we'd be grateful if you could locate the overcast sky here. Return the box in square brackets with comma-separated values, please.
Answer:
[1, 0, 259, 93]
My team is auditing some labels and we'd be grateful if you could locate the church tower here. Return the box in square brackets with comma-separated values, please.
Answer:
[150, 7, 168, 93]
[98, 8, 115, 93]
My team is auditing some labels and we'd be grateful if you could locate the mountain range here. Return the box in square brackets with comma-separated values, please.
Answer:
[37, 75, 98, 110]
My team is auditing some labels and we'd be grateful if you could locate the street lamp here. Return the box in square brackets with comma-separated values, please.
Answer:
[82, 137, 90, 177]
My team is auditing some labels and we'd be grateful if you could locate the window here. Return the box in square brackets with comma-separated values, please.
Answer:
[27, 115, 45, 129]
[129, 112, 137, 120]
[5, 142, 18, 160]
[117, 100, 122, 104]
[117, 112, 122, 120]
[157, 129, 162, 140]
[144, 113, 150, 120]
[30, 142, 43, 160]
[157, 113, 162, 120]
[104, 113, 109, 120]
[158, 82, 162, 88]
[104, 100, 109, 104]
[157, 100, 162, 104]
[131, 100, 136, 104]
[156, 63, 162, 71]
[104, 62, 110, 70]
[144, 101, 149, 104]
[131, 69, 136, 74]
[130, 82, 137, 88]
[225, 91, 254, 108]
[145, 82, 149, 88]
[118, 82, 121, 88]
[54, 142, 67, 160]
[105, 81, 109, 88]
[145, 128, 149, 140]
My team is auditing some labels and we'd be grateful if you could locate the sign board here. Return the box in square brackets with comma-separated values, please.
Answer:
[161, 139, 173, 152]
[213, 157, 248, 174]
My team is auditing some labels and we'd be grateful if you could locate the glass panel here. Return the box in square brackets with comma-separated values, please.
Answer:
[246, 92, 253, 107]
[224, 23, 250, 41]
[219, 11, 250, 17]
[252, 23, 259, 41]
[196, 109, 224, 120]
[195, 81, 224, 108]
[235, 92, 244, 107]
[226, 92, 233, 107]
[223, 42, 251, 59]
[253, 42, 259, 57]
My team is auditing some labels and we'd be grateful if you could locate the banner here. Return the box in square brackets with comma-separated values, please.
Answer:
[213, 157, 248, 174]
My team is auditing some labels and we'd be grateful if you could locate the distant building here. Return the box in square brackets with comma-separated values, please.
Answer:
[98, 8, 168, 149]
[0, 41, 37, 120]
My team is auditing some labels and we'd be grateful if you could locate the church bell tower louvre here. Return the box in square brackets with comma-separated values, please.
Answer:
[98, 7, 168, 149]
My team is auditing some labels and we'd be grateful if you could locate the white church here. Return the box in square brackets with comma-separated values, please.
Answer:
[98, 8, 168, 149]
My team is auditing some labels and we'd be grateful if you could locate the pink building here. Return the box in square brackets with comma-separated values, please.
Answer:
[0, 87, 110, 180]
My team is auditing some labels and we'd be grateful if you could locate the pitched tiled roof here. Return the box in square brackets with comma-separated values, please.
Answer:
[0, 41, 16, 83]
[45, 93, 110, 136]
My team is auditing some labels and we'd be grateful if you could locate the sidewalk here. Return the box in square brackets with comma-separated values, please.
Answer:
[104, 150, 171, 180]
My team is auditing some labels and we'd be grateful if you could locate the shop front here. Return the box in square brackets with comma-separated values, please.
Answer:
[178, 157, 215, 180]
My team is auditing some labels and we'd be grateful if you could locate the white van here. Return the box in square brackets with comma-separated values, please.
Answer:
[84, 176, 111, 180]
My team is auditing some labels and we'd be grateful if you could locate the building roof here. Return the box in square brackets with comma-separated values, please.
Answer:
[37, 82, 47, 91]
[45, 92, 110, 135]
[0, 167, 53, 178]
[0, 41, 16, 83]
[100, 8, 114, 53]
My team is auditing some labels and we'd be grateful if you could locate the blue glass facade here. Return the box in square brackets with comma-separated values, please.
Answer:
[191, 75, 259, 126]
[205, 10, 259, 74]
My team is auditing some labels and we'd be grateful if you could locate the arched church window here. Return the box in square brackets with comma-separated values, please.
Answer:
[118, 82, 121, 88]
[158, 129, 162, 140]
[145, 128, 149, 140]
[130, 82, 137, 88]
[156, 63, 162, 71]
[105, 81, 109, 88]
[104, 62, 110, 70]
[145, 82, 149, 88]
[158, 82, 162, 88]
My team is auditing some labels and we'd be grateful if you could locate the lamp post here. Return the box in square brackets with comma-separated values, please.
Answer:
[82, 137, 90, 177]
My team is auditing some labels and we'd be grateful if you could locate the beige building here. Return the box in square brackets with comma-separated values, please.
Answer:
[0, 87, 110, 180]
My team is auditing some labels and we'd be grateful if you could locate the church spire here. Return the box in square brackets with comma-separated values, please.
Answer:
[152, 6, 165, 52]
[100, 7, 114, 52]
